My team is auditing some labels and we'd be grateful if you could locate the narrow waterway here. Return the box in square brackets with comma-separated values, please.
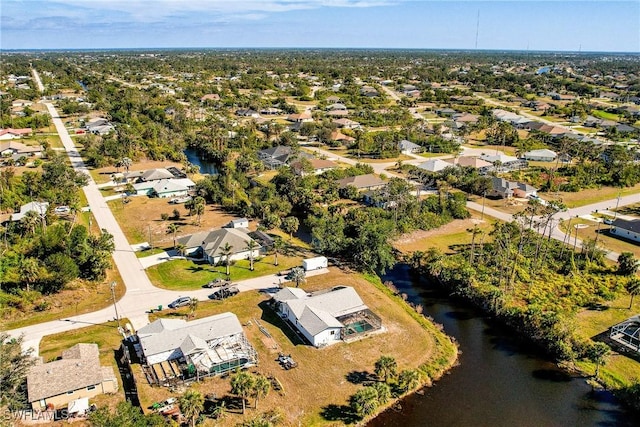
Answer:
[370, 264, 638, 427]
[184, 147, 218, 175]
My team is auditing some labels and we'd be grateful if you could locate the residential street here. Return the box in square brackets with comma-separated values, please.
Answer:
[7, 70, 330, 354]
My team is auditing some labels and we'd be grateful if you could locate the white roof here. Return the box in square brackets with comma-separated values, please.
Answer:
[276, 286, 368, 337]
[417, 159, 451, 172]
[480, 153, 519, 164]
[11, 201, 49, 221]
[137, 313, 243, 358]
[524, 149, 557, 157]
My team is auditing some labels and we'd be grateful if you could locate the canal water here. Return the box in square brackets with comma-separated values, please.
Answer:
[370, 264, 638, 427]
[184, 147, 218, 175]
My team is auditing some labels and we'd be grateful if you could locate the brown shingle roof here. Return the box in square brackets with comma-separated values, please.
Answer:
[27, 344, 106, 402]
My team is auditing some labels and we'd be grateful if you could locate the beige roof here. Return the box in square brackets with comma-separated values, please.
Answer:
[0, 140, 42, 153]
[27, 344, 109, 402]
[337, 174, 386, 190]
[445, 156, 492, 169]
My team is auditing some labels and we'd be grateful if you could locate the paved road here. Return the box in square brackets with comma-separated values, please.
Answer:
[7, 70, 332, 354]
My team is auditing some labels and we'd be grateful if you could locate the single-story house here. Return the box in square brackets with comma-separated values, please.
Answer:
[0, 127, 32, 140]
[291, 158, 338, 176]
[330, 130, 355, 143]
[489, 177, 538, 199]
[272, 286, 381, 347]
[444, 156, 492, 169]
[176, 228, 261, 263]
[480, 153, 519, 165]
[0, 140, 42, 157]
[609, 218, 640, 243]
[11, 201, 49, 221]
[416, 159, 452, 173]
[258, 145, 296, 169]
[236, 109, 260, 118]
[327, 109, 349, 117]
[136, 313, 257, 380]
[287, 112, 313, 123]
[523, 149, 557, 162]
[397, 140, 422, 154]
[133, 178, 195, 198]
[326, 103, 347, 111]
[337, 174, 386, 192]
[12, 99, 33, 108]
[27, 344, 118, 411]
[332, 118, 361, 129]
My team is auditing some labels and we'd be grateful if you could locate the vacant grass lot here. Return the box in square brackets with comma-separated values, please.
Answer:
[558, 217, 640, 259]
[542, 183, 640, 208]
[108, 197, 240, 246]
[138, 268, 457, 426]
[1, 267, 125, 331]
[146, 255, 304, 290]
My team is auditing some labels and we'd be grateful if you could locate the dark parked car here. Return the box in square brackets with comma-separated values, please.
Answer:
[168, 296, 191, 309]
[208, 286, 239, 300]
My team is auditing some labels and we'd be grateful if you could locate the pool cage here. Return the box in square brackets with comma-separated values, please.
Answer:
[185, 332, 258, 379]
[610, 315, 640, 353]
[338, 309, 382, 341]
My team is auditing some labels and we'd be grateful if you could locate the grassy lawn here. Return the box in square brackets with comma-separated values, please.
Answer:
[558, 217, 640, 258]
[146, 255, 304, 290]
[393, 212, 495, 255]
[541, 183, 640, 208]
[1, 268, 126, 330]
[591, 110, 620, 121]
[575, 294, 640, 388]
[136, 247, 167, 258]
[108, 197, 240, 245]
[138, 268, 457, 426]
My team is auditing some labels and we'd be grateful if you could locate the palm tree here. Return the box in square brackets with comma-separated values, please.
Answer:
[288, 267, 306, 288]
[167, 223, 180, 248]
[188, 298, 198, 319]
[618, 252, 639, 276]
[193, 196, 205, 226]
[281, 216, 299, 240]
[211, 401, 227, 421]
[245, 240, 259, 271]
[21, 210, 40, 236]
[178, 389, 204, 427]
[349, 386, 379, 418]
[397, 369, 420, 393]
[176, 243, 187, 257]
[625, 278, 640, 309]
[252, 374, 271, 409]
[20, 257, 41, 292]
[218, 242, 233, 276]
[374, 355, 397, 383]
[587, 342, 610, 380]
[272, 237, 284, 266]
[230, 371, 255, 414]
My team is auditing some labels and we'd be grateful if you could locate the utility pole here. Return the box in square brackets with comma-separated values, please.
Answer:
[148, 224, 152, 249]
[481, 190, 486, 220]
[110, 281, 121, 331]
[614, 192, 621, 219]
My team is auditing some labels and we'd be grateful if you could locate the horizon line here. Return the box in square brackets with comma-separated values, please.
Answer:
[4, 47, 640, 55]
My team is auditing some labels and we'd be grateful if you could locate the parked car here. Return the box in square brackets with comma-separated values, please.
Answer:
[168, 296, 191, 309]
[54, 206, 70, 214]
[203, 277, 231, 288]
[208, 286, 239, 300]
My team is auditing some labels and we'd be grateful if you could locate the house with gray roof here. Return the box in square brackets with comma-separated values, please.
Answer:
[523, 149, 557, 162]
[610, 218, 640, 243]
[272, 286, 382, 347]
[337, 174, 386, 192]
[398, 139, 422, 154]
[176, 227, 261, 263]
[27, 343, 118, 411]
[489, 177, 538, 199]
[136, 313, 257, 382]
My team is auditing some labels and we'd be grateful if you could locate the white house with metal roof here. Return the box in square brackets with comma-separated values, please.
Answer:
[272, 286, 382, 347]
[136, 313, 257, 381]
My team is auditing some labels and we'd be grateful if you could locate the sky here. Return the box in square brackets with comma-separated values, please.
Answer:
[1, 0, 639, 52]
